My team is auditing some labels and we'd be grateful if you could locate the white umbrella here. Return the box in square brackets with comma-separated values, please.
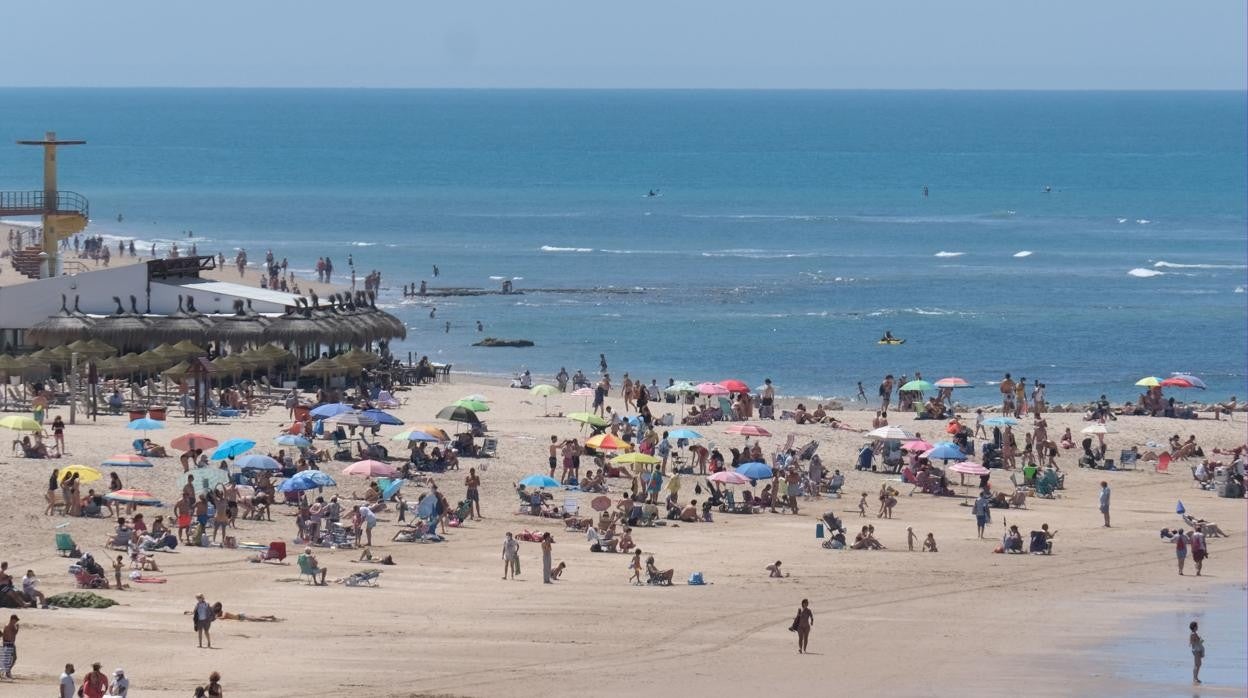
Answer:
[1080, 423, 1117, 435]
[326, 412, 380, 428]
[868, 425, 913, 441]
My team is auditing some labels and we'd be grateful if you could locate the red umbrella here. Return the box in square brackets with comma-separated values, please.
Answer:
[170, 432, 219, 452]
[725, 424, 772, 437]
[1159, 377, 1196, 389]
[719, 379, 749, 393]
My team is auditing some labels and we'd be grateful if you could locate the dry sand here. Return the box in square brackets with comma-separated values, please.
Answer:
[0, 376, 1244, 697]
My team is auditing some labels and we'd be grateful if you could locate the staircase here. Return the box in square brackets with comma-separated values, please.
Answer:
[8, 245, 46, 279]
[1, 190, 90, 278]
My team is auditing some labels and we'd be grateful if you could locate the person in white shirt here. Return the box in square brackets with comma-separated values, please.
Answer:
[360, 506, 377, 546]
[20, 571, 43, 608]
[108, 667, 129, 697]
[59, 663, 76, 698]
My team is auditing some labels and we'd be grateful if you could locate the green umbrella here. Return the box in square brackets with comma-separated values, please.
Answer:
[529, 384, 559, 416]
[900, 380, 934, 393]
[436, 405, 480, 424]
[568, 412, 609, 428]
[453, 399, 490, 413]
[663, 381, 698, 394]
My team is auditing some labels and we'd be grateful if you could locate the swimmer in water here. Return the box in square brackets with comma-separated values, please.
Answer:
[922, 185, 929, 198]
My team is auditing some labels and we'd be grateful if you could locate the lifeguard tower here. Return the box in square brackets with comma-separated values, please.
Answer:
[0, 132, 89, 278]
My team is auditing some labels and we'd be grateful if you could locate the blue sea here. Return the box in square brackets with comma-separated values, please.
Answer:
[1, 89, 1245, 402]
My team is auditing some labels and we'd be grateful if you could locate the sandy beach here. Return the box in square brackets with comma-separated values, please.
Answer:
[0, 373, 1243, 697]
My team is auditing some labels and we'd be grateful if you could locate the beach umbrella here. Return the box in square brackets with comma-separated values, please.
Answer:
[235, 454, 282, 471]
[571, 387, 595, 397]
[696, 382, 730, 396]
[734, 461, 773, 480]
[0, 415, 42, 432]
[664, 381, 697, 395]
[325, 412, 380, 428]
[391, 429, 442, 443]
[274, 434, 312, 448]
[104, 489, 161, 506]
[1080, 424, 1117, 435]
[586, 433, 630, 451]
[1135, 376, 1162, 388]
[184, 467, 230, 494]
[361, 409, 403, 426]
[161, 361, 192, 380]
[310, 402, 354, 419]
[299, 357, 338, 378]
[567, 412, 608, 428]
[902, 439, 934, 452]
[409, 425, 452, 442]
[934, 377, 971, 389]
[667, 428, 702, 440]
[460, 393, 491, 403]
[343, 459, 397, 478]
[101, 454, 154, 468]
[171, 339, 208, 358]
[982, 417, 1018, 427]
[378, 477, 403, 501]
[529, 385, 559, 398]
[1167, 373, 1206, 390]
[59, 465, 102, 483]
[591, 495, 613, 512]
[211, 438, 256, 460]
[611, 452, 661, 466]
[453, 399, 490, 413]
[923, 442, 968, 461]
[436, 405, 480, 424]
[126, 417, 166, 434]
[725, 424, 772, 437]
[519, 474, 560, 488]
[170, 433, 219, 452]
[949, 461, 990, 476]
[867, 425, 912, 441]
[719, 379, 749, 393]
[709, 470, 750, 485]
[900, 379, 934, 393]
[277, 470, 337, 493]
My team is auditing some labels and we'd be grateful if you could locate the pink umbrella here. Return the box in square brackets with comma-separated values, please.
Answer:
[571, 387, 594, 397]
[934, 377, 971, 389]
[697, 382, 730, 396]
[708, 470, 749, 485]
[343, 460, 397, 478]
[948, 461, 989, 476]
[725, 424, 772, 437]
[902, 439, 933, 452]
[719, 379, 749, 393]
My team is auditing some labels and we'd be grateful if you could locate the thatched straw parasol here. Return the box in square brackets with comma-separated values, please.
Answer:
[0, 355, 26, 376]
[171, 339, 208, 359]
[28, 295, 96, 346]
[161, 360, 192, 380]
[91, 296, 153, 348]
[149, 295, 213, 343]
[298, 357, 337, 377]
[212, 300, 267, 346]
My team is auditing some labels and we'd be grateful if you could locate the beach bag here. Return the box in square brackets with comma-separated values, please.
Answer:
[688, 572, 705, 585]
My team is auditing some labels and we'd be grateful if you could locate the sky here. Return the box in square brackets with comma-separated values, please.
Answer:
[2, 0, 1244, 89]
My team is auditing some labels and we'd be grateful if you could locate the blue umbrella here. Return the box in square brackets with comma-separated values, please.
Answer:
[983, 417, 1018, 427]
[519, 474, 560, 488]
[378, 477, 403, 501]
[310, 403, 354, 419]
[361, 409, 403, 426]
[125, 417, 165, 431]
[735, 461, 773, 480]
[274, 434, 312, 448]
[416, 493, 437, 518]
[667, 429, 702, 440]
[925, 442, 968, 461]
[235, 454, 282, 471]
[277, 470, 337, 492]
[211, 438, 256, 460]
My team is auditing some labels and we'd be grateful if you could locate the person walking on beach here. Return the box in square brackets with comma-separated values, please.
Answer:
[1189, 621, 1204, 685]
[879, 374, 894, 411]
[1098, 481, 1111, 528]
[0, 614, 17, 679]
[58, 663, 75, 698]
[1173, 528, 1189, 575]
[502, 532, 519, 580]
[791, 599, 814, 654]
[1190, 525, 1208, 575]
[193, 594, 214, 648]
[541, 532, 554, 584]
[465, 468, 482, 521]
[972, 491, 991, 538]
[82, 662, 108, 698]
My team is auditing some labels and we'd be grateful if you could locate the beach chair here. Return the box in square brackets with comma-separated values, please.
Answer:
[479, 437, 498, 458]
[259, 541, 286, 563]
[344, 569, 381, 587]
[296, 554, 319, 584]
[1155, 453, 1170, 473]
[1119, 450, 1138, 471]
[70, 566, 107, 589]
[562, 498, 579, 517]
[106, 530, 130, 551]
[717, 397, 735, 421]
[452, 500, 473, 523]
[1033, 470, 1059, 498]
[797, 441, 819, 462]
[55, 532, 81, 557]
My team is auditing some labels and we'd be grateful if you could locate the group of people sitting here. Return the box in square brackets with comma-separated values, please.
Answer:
[997, 523, 1056, 555]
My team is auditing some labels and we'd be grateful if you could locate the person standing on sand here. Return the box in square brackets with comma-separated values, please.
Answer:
[58, 663, 75, 698]
[791, 599, 814, 654]
[879, 374, 894, 411]
[464, 468, 482, 521]
[502, 532, 519, 580]
[1173, 528, 1189, 575]
[1190, 525, 1208, 576]
[1, 614, 17, 679]
[82, 662, 108, 698]
[541, 532, 554, 584]
[1189, 621, 1204, 685]
[972, 491, 991, 538]
[193, 594, 214, 648]
[1098, 481, 1111, 528]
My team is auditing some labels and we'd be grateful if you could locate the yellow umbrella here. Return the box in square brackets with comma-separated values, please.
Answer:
[0, 415, 42, 432]
[586, 434, 632, 451]
[60, 464, 103, 483]
[611, 452, 661, 465]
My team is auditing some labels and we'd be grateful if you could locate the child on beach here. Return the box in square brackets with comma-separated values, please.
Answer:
[629, 550, 643, 584]
[858, 493, 868, 517]
[766, 561, 788, 578]
[113, 556, 125, 590]
[923, 533, 938, 552]
[551, 562, 566, 580]
[907, 527, 917, 551]
[974, 409, 986, 438]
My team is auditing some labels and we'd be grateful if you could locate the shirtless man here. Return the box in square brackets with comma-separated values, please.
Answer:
[878, 375, 895, 411]
[1, 615, 17, 678]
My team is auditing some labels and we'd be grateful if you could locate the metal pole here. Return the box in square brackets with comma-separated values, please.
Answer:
[69, 351, 78, 424]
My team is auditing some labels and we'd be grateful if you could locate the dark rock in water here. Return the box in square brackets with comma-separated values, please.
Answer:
[473, 337, 535, 348]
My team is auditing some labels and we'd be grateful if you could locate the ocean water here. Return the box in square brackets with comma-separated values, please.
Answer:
[1, 89, 1245, 402]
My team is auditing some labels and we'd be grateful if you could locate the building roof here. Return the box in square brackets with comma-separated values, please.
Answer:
[160, 280, 300, 309]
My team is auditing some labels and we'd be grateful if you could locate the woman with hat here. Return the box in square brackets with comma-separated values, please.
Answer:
[192, 594, 214, 648]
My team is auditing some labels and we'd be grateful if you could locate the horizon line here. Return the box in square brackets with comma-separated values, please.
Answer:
[0, 85, 1244, 93]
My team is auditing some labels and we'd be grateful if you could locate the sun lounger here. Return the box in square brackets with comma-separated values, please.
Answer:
[344, 569, 381, 587]
[55, 532, 81, 557]
[478, 437, 498, 458]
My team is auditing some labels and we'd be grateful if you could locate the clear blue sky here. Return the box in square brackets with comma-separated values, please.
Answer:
[5, 0, 1244, 89]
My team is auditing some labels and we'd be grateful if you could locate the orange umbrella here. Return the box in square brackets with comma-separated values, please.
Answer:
[171, 432, 219, 452]
[411, 424, 451, 442]
[586, 433, 631, 451]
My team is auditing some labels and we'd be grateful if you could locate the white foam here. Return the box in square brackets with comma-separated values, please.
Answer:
[488, 276, 506, 281]
[1235, 286, 1245, 294]
[934, 251, 965, 258]
[1128, 268, 1164, 278]
[540, 246, 593, 253]
[351, 242, 377, 247]
[1153, 261, 1247, 270]
[1136, 219, 1152, 225]
[1116, 218, 1128, 224]
[1013, 250, 1033, 258]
